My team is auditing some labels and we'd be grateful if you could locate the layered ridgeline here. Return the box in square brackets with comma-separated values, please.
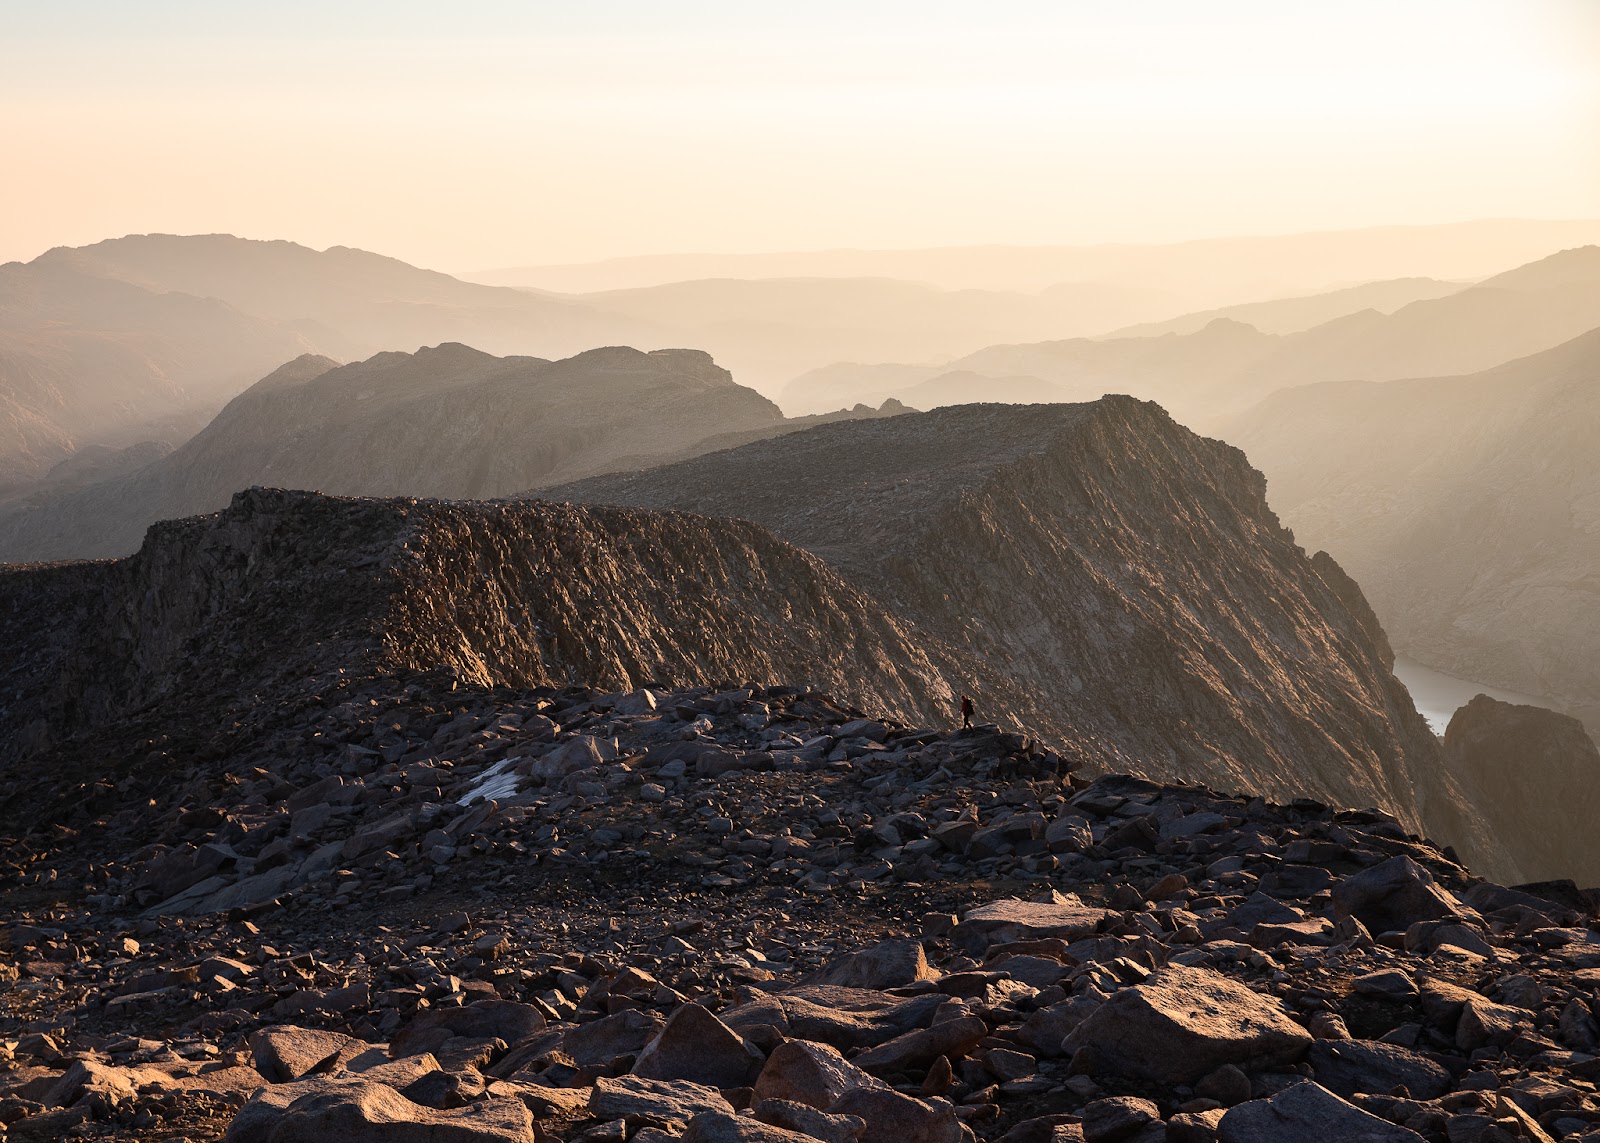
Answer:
[1224, 327, 1600, 730]
[0, 344, 899, 563]
[0, 256, 317, 483]
[549, 399, 1514, 880]
[0, 234, 658, 483]
[781, 246, 1600, 426]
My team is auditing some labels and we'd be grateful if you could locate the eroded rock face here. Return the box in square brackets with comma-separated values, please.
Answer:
[1443, 695, 1600, 885]
[0, 489, 949, 759]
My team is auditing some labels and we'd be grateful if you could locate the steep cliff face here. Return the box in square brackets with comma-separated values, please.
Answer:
[1443, 695, 1600, 885]
[0, 488, 948, 758]
[553, 399, 1508, 879]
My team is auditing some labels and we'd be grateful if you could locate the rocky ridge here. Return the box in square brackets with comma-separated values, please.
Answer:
[2, 677, 1599, 1143]
[0, 488, 947, 758]
[551, 399, 1499, 880]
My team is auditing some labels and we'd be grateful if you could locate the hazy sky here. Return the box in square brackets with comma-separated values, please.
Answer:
[4, 0, 1597, 271]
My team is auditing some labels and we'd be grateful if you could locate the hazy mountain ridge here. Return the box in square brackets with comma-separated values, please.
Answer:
[781, 246, 1600, 424]
[0, 344, 907, 563]
[469, 218, 1600, 294]
[1104, 276, 1463, 339]
[0, 258, 321, 482]
[1224, 326, 1600, 733]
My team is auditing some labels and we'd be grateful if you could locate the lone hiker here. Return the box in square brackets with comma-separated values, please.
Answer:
[959, 693, 974, 730]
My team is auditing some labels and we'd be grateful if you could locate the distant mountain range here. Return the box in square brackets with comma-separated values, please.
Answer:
[0, 235, 661, 484]
[0, 344, 902, 563]
[781, 245, 1600, 427]
[1225, 325, 1600, 735]
[8, 225, 1600, 487]
[468, 218, 1600, 293]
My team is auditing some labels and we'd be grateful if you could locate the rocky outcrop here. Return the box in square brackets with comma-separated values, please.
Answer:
[552, 398, 1507, 879]
[1443, 695, 1600, 885]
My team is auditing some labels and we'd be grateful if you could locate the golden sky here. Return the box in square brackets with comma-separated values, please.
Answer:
[3, 0, 1597, 271]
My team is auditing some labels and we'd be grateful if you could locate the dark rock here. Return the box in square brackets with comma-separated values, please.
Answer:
[1331, 857, 1466, 935]
[1218, 1081, 1425, 1142]
[1307, 1040, 1451, 1099]
[633, 1003, 765, 1088]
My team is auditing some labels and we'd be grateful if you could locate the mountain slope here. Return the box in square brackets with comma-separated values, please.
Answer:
[1223, 326, 1600, 730]
[0, 344, 794, 562]
[549, 399, 1510, 879]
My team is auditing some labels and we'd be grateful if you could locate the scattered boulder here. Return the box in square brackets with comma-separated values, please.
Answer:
[249, 1025, 355, 1083]
[1306, 1040, 1451, 1100]
[805, 939, 935, 990]
[1064, 965, 1312, 1083]
[1331, 857, 1466, 935]
[1218, 1080, 1425, 1142]
[633, 1003, 765, 1088]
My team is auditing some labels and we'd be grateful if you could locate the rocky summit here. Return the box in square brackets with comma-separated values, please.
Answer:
[2, 673, 1600, 1143]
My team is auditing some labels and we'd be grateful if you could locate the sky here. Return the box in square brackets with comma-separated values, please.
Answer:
[3, 0, 1598, 272]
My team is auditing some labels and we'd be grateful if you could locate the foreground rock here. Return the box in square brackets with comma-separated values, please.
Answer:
[1, 681, 1598, 1143]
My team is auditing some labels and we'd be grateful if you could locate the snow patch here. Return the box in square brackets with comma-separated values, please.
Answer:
[459, 757, 522, 806]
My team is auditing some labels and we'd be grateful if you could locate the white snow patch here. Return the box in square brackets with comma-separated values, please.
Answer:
[459, 757, 522, 806]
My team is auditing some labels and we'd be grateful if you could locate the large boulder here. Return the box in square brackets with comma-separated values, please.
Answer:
[681, 1111, 821, 1142]
[725, 986, 946, 1050]
[633, 1003, 765, 1088]
[804, 940, 936, 990]
[828, 1087, 966, 1143]
[565, 1009, 666, 1066]
[391, 1001, 546, 1058]
[1330, 856, 1465, 936]
[223, 1078, 535, 1143]
[1306, 1040, 1451, 1100]
[851, 1016, 989, 1076]
[1063, 965, 1311, 1084]
[589, 1074, 734, 1126]
[249, 1026, 356, 1083]
[753, 1040, 882, 1110]
[950, 898, 1112, 953]
[1218, 1081, 1424, 1142]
